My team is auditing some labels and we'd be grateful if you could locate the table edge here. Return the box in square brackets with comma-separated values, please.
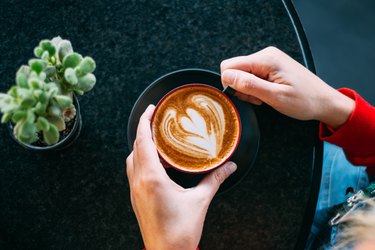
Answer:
[282, 1, 323, 249]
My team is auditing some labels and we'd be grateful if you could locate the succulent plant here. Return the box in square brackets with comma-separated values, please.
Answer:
[0, 36, 96, 145]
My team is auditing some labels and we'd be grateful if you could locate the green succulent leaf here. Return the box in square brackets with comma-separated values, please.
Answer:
[17, 65, 31, 75]
[44, 66, 56, 77]
[16, 72, 29, 88]
[8, 86, 18, 97]
[36, 117, 50, 131]
[18, 134, 38, 144]
[51, 36, 63, 47]
[58, 40, 73, 61]
[13, 121, 21, 137]
[45, 82, 59, 97]
[1, 112, 12, 123]
[20, 97, 37, 108]
[40, 40, 56, 56]
[0, 93, 12, 104]
[77, 73, 96, 92]
[38, 91, 48, 104]
[29, 71, 38, 79]
[16, 66, 31, 88]
[16, 87, 31, 98]
[34, 47, 43, 57]
[47, 105, 62, 117]
[63, 53, 82, 69]
[73, 89, 84, 95]
[11, 110, 27, 123]
[28, 78, 44, 89]
[29, 59, 47, 74]
[18, 122, 38, 144]
[0, 103, 18, 114]
[50, 56, 57, 64]
[64, 68, 78, 85]
[47, 115, 65, 131]
[43, 123, 59, 145]
[33, 89, 42, 98]
[78, 57, 96, 74]
[39, 72, 47, 81]
[45, 81, 59, 90]
[26, 110, 36, 123]
[41, 51, 49, 61]
[47, 88, 58, 98]
[34, 102, 47, 115]
[74, 67, 83, 77]
[54, 95, 72, 108]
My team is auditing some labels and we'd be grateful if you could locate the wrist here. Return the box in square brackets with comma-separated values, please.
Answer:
[144, 235, 198, 250]
[319, 89, 355, 130]
[145, 242, 197, 250]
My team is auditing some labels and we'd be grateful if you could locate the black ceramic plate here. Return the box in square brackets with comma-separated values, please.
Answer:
[127, 69, 260, 193]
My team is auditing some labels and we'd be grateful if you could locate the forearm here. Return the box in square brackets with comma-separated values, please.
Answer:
[319, 88, 375, 173]
[140, 212, 202, 250]
[317, 86, 355, 130]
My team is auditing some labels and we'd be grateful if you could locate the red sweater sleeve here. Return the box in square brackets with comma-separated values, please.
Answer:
[319, 88, 375, 175]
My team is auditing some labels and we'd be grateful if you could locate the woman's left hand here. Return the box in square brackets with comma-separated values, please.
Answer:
[126, 105, 237, 250]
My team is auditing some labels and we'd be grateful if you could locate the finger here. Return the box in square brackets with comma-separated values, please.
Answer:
[134, 105, 163, 171]
[194, 161, 237, 201]
[221, 55, 255, 73]
[126, 152, 134, 183]
[136, 104, 155, 140]
[234, 92, 263, 105]
[222, 69, 284, 102]
[220, 47, 282, 76]
[221, 55, 250, 89]
[126, 155, 138, 213]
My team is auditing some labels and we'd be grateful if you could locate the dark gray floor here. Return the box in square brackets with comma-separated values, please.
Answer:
[294, 0, 375, 104]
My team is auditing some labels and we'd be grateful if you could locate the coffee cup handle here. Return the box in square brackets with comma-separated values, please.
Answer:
[222, 86, 236, 96]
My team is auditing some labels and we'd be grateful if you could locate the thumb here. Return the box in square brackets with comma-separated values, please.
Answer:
[222, 69, 283, 102]
[194, 161, 237, 201]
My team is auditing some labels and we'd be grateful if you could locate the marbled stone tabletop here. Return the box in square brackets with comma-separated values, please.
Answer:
[0, 0, 321, 249]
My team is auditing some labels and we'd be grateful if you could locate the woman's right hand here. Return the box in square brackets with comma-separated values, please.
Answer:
[220, 47, 355, 129]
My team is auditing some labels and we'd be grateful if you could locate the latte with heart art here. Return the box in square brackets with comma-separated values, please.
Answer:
[152, 84, 241, 172]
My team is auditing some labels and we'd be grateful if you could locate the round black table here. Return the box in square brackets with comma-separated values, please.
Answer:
[0, 0, 322, 249]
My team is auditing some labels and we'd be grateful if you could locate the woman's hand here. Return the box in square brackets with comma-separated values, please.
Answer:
[221, 47, 355, 129]
[126, 105, 237, 250]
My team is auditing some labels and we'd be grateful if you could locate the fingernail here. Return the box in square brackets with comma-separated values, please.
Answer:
[223, 70, 236, 85]
[147, 104, 156, 111]
[226, 161, 237, 174]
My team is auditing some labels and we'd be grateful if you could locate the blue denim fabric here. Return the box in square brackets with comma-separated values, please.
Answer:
[305, 142, 369, 250]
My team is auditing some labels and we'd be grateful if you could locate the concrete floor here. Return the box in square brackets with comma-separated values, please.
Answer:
[294, 0, 375, 104]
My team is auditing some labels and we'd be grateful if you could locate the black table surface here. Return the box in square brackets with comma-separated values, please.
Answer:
[0, 0, 322, 249]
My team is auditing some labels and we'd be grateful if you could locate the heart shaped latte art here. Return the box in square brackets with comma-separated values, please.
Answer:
[161, 94, 225, 159]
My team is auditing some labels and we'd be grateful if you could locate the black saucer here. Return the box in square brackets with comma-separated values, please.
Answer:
[127, 68, 260, 194]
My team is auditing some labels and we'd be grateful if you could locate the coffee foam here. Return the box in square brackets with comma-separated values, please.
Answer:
[153, 85, 240, 171]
